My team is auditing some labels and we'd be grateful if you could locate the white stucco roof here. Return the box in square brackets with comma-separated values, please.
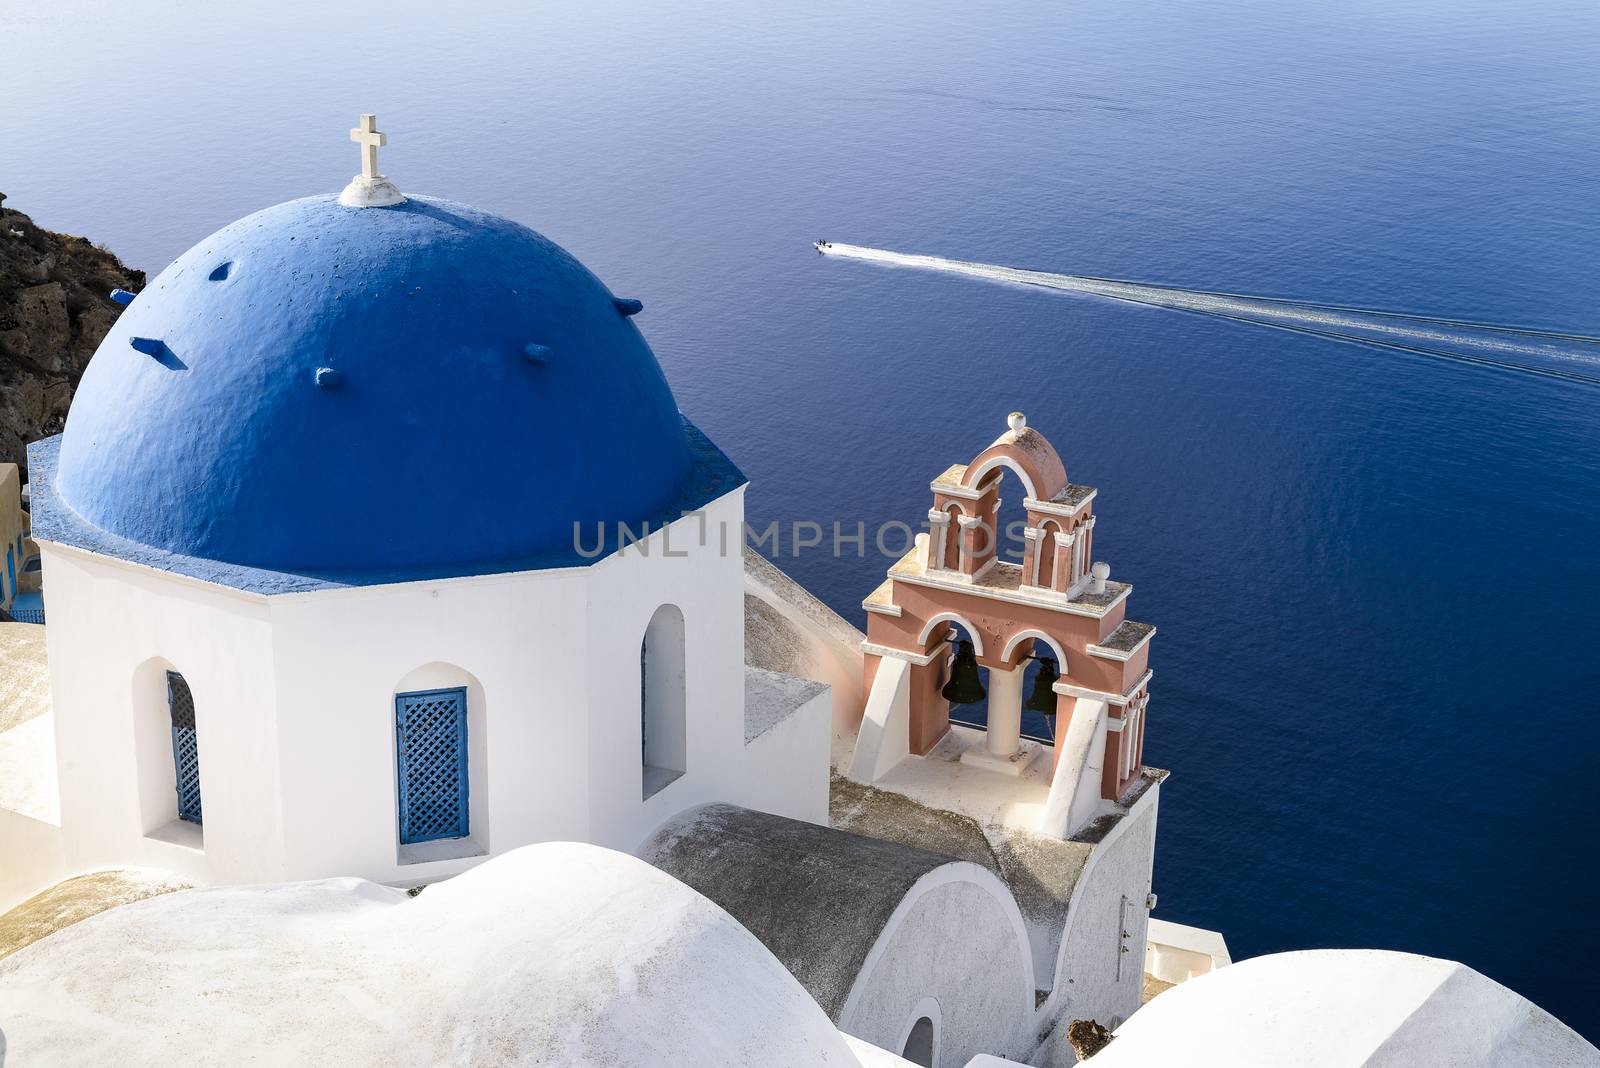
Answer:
[1096, 949, 1599, 1067]
[0, 622, 55, 828]
[0, 711, 57, 824]
[0, 841, 911, 1067]
[0, 621, 50, 734]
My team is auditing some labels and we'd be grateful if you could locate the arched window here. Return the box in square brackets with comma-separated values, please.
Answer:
[902, 1016, 935, 1067]
[395, 687, 469, 843]
[641, 604, 687, 799]
[166, 671, 203, 824]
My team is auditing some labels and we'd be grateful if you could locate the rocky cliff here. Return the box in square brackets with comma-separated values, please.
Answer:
[0, 193, 143, 480]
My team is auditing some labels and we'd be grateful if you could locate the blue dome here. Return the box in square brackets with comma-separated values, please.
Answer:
[54, 195, 697, 576]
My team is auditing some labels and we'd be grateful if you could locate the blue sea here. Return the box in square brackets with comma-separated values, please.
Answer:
[6, 0, 1599, 1039]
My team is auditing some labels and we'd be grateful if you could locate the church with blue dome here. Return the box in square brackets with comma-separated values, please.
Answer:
[4, 114, 1598, 1068]
[24, 118, 794, 888]
[1, 117, 1201, 1068]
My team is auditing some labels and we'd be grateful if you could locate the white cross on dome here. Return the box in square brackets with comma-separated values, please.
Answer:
[339, 112, 405, 209]
[350, 114, 387, 179]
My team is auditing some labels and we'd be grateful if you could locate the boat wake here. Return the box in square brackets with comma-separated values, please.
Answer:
[814, 241, 1600, 386]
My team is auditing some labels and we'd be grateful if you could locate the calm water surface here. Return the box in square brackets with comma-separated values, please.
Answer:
[6, 0, 1600, 1038]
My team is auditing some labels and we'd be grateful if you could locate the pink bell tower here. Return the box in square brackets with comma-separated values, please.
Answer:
[855, 413, 1155, 817]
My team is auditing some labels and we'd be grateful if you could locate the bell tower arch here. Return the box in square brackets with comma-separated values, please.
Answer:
[852, 413, 1158, 835]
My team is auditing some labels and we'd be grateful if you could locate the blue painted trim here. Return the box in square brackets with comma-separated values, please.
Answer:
[3, 546, 11, 602]
[10, 590, 43, 624]
[127, 336, 185, 370]
[110, 289, 136, 306]
[26, 418, 746, 595]
[395, 686, 469, 844]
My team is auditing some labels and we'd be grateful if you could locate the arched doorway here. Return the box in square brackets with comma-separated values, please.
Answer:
[901, 1010, 938, 1067]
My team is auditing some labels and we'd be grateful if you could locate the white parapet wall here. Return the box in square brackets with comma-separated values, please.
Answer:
[0, 799, 65, 913]
[0, 622, 64, 910]
[849, 655, 912, 782]
[1145, 918, 1232, 987]
[740, 665, 832, 828]
[1040, 696, 1109, 839]
[742, 547, 867, 744]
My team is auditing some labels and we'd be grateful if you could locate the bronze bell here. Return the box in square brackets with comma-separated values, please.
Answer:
[1025, 656, 1061, 715]
[941, 640, 987, 705]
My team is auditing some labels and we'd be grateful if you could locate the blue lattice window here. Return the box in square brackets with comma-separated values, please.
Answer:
[166, 671, 202, 824]
[395, 688, 469, 844]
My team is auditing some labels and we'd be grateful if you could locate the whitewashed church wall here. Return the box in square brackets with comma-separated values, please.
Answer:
[265, 562, 593, 885]
[264, 488, 761, 886]
[1039, 785, 1160, 1045]
[582, 489, 769, 852]
[839, 864, 1037, 1068]
[39, 544, 282, 886]
[32, 485, 825, 893]
[737, 684, 831, 827]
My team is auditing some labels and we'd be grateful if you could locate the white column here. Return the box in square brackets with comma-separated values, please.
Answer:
[927, 509, 951, 571]
[956, 514, 983, 572]
[1022, 527, 1043, 586]
[959, 661, 1039, 776]
[1119, 692, 1147, 780]
[985, 664, 1024, 759]
[1120, 708, 1136, 779]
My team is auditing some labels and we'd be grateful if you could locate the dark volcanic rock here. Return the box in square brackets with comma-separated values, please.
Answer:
[0, 193, 144, 480]
[1067, 1018, 1116, 1060]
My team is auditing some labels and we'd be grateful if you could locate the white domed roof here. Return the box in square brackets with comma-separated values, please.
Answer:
[0, 843, 892, 1067]
[1096, 950, 1598, 1068]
